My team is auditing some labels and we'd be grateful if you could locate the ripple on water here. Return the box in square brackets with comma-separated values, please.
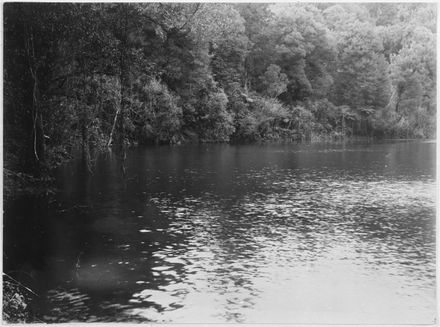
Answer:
[132, 173, 435, 323]
[40, 143, 436, 323]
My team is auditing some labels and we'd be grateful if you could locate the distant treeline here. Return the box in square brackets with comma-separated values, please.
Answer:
[4, 3, 436, 175]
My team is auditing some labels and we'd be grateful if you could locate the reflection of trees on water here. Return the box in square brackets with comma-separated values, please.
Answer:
[6, 142, 435, 322]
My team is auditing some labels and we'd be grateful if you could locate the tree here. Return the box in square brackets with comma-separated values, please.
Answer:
[259, 64, 288, 98]
[3, 2, 437, 187]
[325, 6, 391, 135]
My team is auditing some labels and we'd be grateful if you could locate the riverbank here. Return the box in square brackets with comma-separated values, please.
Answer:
[3, 274, 40, 323]
[3, 135, 431, 200]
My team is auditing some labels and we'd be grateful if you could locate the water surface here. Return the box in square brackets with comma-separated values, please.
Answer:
[3, 140, 436, 323]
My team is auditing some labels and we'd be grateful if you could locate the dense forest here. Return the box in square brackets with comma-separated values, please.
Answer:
[3, 3, 436, 185]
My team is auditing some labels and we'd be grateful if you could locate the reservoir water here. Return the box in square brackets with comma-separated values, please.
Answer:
[3, 140, 436, 323]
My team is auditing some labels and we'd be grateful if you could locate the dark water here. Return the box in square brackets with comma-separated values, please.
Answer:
[3, 140, 436, 323]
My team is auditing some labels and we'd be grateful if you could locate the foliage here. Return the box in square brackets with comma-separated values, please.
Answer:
[3, 275, 39, 323]
[3, 3, 436, 185]
[130, 77, 183, 144]
[259, 64, 289, 98]
[197, 89, 235, 142]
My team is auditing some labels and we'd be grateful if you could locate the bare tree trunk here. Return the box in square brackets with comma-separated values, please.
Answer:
[342, 114, 345, 138]
[107, 106, 120, 147]
[80, 74, 93, 174]
[115, 5, 130, 177]
[117, 6, 129, 151]
[108, 6, 129, 150]
[25, 27, 45, 167]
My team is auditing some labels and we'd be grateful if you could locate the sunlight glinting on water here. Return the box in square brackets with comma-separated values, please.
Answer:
[121, 173, 435, 323]
[31, 142, 436, 323]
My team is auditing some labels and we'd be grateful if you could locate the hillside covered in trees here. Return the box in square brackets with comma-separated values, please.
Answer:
[4, 3, 436, 179]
